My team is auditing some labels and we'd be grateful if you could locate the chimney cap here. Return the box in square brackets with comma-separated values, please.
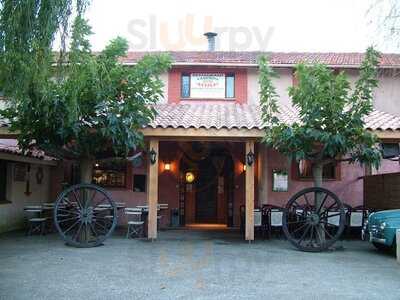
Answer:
[204, 32, 218, 38]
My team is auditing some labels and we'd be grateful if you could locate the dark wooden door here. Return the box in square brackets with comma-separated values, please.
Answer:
[195, 159, 218, 223]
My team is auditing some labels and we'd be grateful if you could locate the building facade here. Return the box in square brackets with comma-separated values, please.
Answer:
[1, 47, 400, 238]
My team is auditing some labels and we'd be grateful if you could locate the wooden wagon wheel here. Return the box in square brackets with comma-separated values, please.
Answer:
[282, 187, 346, 252]
[54, 183, 118, 248]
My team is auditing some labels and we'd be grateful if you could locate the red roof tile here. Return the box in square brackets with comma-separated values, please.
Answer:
[121, 51, 400, 68]
[0, 139, 56, 161]
[149, 103, 400, 131]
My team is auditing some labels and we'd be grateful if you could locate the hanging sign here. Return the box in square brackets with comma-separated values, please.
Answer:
[190, 73, 225, 98]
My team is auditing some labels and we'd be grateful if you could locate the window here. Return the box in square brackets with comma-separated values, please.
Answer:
[381, 143, 400, 159]
[92, 160, 126, 188]
[181, 73, 235, 99]
[133, 174, 146, 192]
[0, 161, 7, 202]
[296, 160, 338, 180]
[225, 74, 235, 98]
[181, 74, 190, 98]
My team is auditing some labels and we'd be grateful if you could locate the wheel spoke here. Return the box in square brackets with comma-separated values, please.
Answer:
[63, 219, 81, 235]
[58, 216, 79, 223]
[73, 222, 84, 241]
[303, 194, 312, 208]
[320, 224, 334, 240]
[72, 190, 84, 210]
[287, 219, 307, 225]
[89, 222, 98, 237]
[298, 224, 312, 244]
[57, 209, 80, 216]
[317, 193, 329, 213]
[290, 222, 309, 235]
[92, 197, 108, 210]
[321, 212, 341, 220]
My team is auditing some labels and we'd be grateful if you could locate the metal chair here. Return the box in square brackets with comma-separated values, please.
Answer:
[239, 206, 265, 238]
[262, 204, 283, 239]
[269, 208, 283, 238]
[24, 206, 46, 235]
[254, 208, 263, 237]
[125, 208, 144, 238]
[157, 204, 168, 229]
[345, 205, 367, 238]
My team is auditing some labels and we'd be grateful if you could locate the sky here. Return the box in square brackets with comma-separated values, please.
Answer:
[83, 0, 396, 53]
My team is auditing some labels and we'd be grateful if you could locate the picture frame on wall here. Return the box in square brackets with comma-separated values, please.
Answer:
[272, 169, 288, 192]
[14, 163, 27, 182]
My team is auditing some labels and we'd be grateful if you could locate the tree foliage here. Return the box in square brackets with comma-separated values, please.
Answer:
[0, 3, 171, 161]
[368, 0, 400, 50]
[259, 47, 382, 186]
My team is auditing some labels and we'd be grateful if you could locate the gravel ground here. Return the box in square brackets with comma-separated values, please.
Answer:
[0, 229, 400, 300]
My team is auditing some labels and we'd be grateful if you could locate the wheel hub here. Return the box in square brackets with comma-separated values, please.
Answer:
[80, 207, 93, 224]
[309, 213, 320, 225]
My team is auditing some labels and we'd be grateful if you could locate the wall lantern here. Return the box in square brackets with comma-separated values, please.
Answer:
[185, 172, 195, 183]
[243, 164, 247, 172]
[246, 150, 255, 166]
[164, 162, 171, 171]
[149, 148, 157, 165]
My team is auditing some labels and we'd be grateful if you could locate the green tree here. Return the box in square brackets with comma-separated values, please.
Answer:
[0, 3, 171, 183]
[368, 0, 400, 49]
[259, 47, 382, 190]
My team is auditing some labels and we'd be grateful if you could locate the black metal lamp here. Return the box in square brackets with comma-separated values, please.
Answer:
[246, 150, 255, 166]
[149, 148, 157, 164]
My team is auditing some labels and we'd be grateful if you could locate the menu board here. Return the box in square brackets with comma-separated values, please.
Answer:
[190, 73, 226, 98]
[273, 170, 288, 192]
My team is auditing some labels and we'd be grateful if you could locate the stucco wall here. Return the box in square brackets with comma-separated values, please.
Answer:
[0, 162, 51, 233]
[247, 67, 292, 106]
[246, 66, 400, 116]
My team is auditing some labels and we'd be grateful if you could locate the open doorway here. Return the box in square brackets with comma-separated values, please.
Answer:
[179, 142, 234, 226]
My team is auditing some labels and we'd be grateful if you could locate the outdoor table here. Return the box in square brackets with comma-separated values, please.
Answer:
[24, 206, 44, 216]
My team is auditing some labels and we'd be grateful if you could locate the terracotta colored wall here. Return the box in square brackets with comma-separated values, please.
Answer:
[167, 67, 247, 104]
[263, 148, 400, 208]
[49, 142, 400, 228]
[373, 159, 400, 175]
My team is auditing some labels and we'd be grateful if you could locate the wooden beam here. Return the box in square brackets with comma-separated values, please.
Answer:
[147, 139, 159, 240]
[245, 141, 255, 241]
[370, 130, 400, 141]
[0, 152, 57, 166]
[141, 127, 263, 141]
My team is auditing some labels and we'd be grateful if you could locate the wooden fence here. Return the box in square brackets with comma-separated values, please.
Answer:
[364, 172, 400, 210]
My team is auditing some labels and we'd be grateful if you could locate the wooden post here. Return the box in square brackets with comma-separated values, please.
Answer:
[245, 141, 255, 242]
[147, 139, 159, 240]
[397, 229, 400, 264]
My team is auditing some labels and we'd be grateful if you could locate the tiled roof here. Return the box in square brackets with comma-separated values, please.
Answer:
[149, 103, 400, 131]
[0, 139, 56, 161]
[121, 51, 400, 68]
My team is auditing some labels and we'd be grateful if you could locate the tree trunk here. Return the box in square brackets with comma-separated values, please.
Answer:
[80, 158, 94, 184]
[79, 158, 94, 243]
[312, 162, 325, 244]
[312, 163, 323, 188]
